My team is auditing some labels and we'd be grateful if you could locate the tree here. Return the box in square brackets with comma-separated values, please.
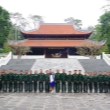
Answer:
[101, 44, 109, 53]
[0, 6, 11, 47]
[10, 13, 27, 40]
[65, 17, 82, 29]
[102, 0, 110, 12]
[3, 42, 12, 53]
[91, 25, 102, 41]
[11, 13, 43, 32]
[76, 45, 102, 57]
[10, 45, 31, 58]
[99, 12, 110, 39]
[93, 11, 110, 52]
[29, 15, 43, 28]
[93, 10, 110, 40]
[87, 26, 94, 31]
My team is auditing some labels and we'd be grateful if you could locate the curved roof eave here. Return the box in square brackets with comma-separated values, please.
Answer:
[21, 24, 92, 36]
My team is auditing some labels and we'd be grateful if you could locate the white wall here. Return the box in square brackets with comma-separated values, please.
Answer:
[13, 55, 45, 59]
[13, 55, 90, 59]
[102, 52, 110, 65]
[0, 52, 12, 67]
[68, 55, 90, 59]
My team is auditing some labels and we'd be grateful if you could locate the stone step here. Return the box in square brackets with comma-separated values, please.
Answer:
[79, 59, 110, 73]
[31, 58, 85, 74]
[0, 59, 36, 72]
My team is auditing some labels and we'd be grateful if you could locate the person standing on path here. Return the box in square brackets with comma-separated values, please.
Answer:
[49, 70, 55, 93]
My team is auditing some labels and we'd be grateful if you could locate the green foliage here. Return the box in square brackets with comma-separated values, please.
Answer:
[0, 48, 4, 53]
[93, 11, 110, 53]
[99, 11, 110, 40]
[0, 6, 11, 47]
[7, 25, 16, 40]
[8, 25, 23, 40]
[2, 42, 11, 53]
[89, 11, 110, 53]
[100, 44, 109, 53]
[91, 25, 103, 41]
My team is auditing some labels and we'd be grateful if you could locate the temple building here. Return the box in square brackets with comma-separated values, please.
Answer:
[14, 23, 96, 58]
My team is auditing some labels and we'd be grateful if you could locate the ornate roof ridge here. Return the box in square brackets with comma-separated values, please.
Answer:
[21, 23, 92, 35]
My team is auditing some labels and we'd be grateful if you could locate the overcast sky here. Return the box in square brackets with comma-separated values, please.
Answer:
[0, 0, 108, 27]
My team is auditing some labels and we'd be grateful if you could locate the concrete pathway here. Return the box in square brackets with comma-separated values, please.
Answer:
[0, 93, 110, 110]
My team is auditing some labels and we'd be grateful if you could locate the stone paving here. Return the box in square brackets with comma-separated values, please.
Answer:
[0, 93, 110, 110]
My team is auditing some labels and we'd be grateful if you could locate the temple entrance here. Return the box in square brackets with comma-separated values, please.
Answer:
[27, 47, 78, 58]
[45, 48, 67, 58]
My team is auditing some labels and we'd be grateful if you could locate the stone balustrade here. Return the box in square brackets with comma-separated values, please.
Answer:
[0, 52, 12, 67]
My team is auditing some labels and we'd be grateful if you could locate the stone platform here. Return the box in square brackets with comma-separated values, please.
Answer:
[0, 93, 110, 110]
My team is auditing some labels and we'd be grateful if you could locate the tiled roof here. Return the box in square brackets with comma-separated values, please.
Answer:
[16, 40, 96, 47]
[22, 24, 92, 35]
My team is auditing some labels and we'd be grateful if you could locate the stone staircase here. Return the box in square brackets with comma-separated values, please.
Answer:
[31, 58, 85, 74]
[79, 59, 110, 73]
[2, 58, 110, 74]
[0, 59, 35, 72]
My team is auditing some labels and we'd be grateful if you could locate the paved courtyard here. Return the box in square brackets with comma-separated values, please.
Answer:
[0, 93, 110, 110]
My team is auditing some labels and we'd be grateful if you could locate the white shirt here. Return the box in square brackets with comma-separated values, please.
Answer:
[50, 74, 55, 82]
